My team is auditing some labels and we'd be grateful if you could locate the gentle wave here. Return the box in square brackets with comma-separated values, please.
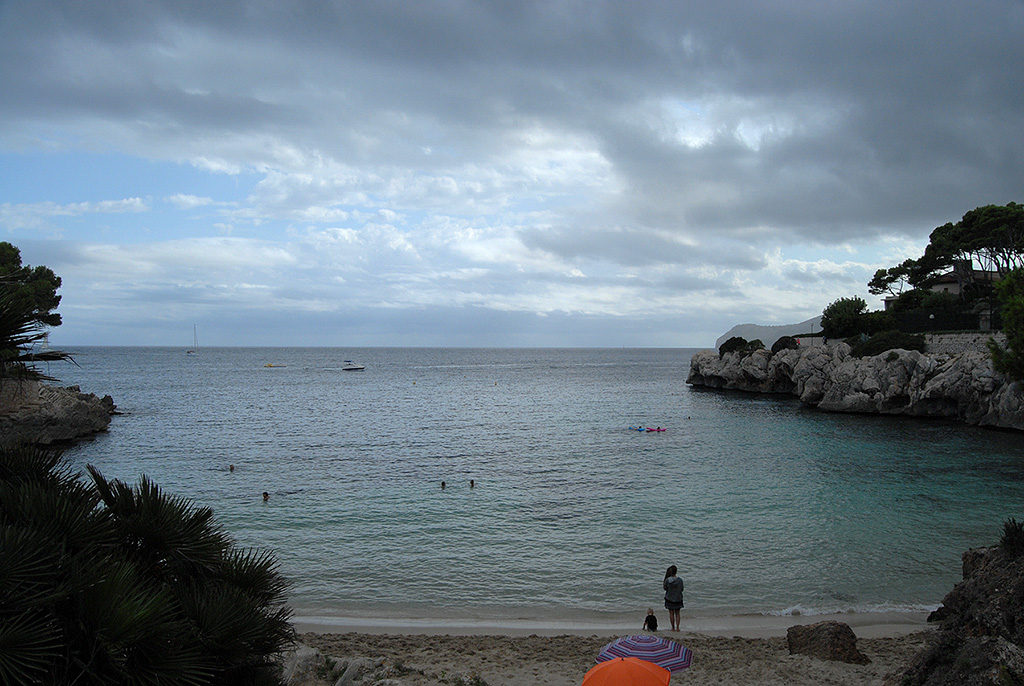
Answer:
[764, 603, 940, 618]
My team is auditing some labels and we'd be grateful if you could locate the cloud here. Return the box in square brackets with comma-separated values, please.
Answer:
[166, 194, 214, 209]
[0, 198, 148, 233]
[1, 0, 1022, 345]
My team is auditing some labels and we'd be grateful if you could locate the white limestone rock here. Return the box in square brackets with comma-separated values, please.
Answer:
[687, 341, 1024, 431]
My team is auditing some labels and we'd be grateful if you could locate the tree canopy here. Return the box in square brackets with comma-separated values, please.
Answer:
[916, 202, 1024, 295]
[820, 296, 867, 339]
[866, 203, 1024, 310]
[867, 259, 916, 298]
[0, 242, 62, 328]
[0, 242, 69, 379]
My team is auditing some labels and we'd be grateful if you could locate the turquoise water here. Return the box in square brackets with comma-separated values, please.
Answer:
[55, 346, 1024, 625]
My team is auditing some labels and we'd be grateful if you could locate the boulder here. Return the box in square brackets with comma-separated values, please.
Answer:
[816, 349, 928, 415]
[786, 620, 870, 664]
[280, 645, 331, 685]
[334, 657, 381, 686]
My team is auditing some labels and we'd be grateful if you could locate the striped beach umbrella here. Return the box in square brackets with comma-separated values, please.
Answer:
[596, 634, 693, 672]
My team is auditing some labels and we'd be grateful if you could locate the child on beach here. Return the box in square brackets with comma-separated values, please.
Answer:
[643, 608, 658, 631]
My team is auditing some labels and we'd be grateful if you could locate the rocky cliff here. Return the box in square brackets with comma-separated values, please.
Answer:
[687, 342, 1024, 430]
[0, 379, 116, 448]
[897, 543, 1024, 685]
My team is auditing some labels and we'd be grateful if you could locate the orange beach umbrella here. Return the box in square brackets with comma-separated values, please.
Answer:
[581, 657, 671, 686]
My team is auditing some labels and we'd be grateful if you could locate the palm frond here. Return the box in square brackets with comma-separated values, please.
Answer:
[90, 467, 232, 578]
[177, 581, 294, 683]
[72, 557, 215, 686]
[0, 444, 67, 486]
[1, 479, 110, 554]
[0, 526, 65, 613]
[219, 548, 292, 607]
[0, 610, 61, 686]
[7, 451, 294, 686]
[0, 291, 72, 381]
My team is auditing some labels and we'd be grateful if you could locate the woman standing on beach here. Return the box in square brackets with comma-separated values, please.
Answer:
[663, 565, 684, 631]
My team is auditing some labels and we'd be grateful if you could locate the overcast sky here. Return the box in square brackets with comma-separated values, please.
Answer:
[2, 1, 1022, 348]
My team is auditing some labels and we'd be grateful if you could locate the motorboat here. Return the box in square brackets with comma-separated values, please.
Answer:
[341, 360, 365, 371]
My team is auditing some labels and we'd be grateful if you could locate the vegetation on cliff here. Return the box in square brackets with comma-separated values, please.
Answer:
[718, 336, 765, 358]
[818, 203, 1024, 369]
[0, 445, 295, 686]
[0, 242, 70, 381]
[988, 268, 1024, 381]
[820, 296, 869, 339]
[849, 330, 926, 358]
[869, 202, 1024, 303]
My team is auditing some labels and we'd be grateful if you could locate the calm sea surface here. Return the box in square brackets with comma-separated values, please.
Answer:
[54, 346, 1024, 626]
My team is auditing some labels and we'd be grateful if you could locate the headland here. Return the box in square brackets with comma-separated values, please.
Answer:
[687, 333, 1024, 431]
[0, 378, 116, 448]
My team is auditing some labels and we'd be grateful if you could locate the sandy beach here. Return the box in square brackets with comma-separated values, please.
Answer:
[293, 613, 935, 686]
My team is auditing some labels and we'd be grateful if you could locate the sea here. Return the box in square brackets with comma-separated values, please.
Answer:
[51, 346, 1024, 628]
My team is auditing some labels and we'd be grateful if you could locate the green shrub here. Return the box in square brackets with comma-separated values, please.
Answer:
[0, 445, 295, 686]
[989, 268, 1024, 382]
[850, 330, 926, 358]
[919, 291, 962, 311]
[821, 296, 868, 339]
[719, 336, 748, 357]
[718, 337, 765, 358]
[1001, 518, 1024, 558]
[771, 336, 799, 354]
[889, 289, 926, 313]
[861, 310, 896, 335]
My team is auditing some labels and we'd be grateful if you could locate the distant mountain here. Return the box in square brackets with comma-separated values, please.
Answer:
[714, 316, 822, 349]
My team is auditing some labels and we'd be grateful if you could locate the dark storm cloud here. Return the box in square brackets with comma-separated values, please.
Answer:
[2, 0, 1023, 345]
[4, 1, 1021, 234]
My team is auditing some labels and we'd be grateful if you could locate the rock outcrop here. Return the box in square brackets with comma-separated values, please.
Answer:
[0, 379, 116, 448]
[897, 545, 1024, 685]
[687, 343, 1024, 431]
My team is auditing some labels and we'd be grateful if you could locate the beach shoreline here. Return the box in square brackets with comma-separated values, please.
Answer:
[292, 614, 936, 686]
[292, 609, 933, 639]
